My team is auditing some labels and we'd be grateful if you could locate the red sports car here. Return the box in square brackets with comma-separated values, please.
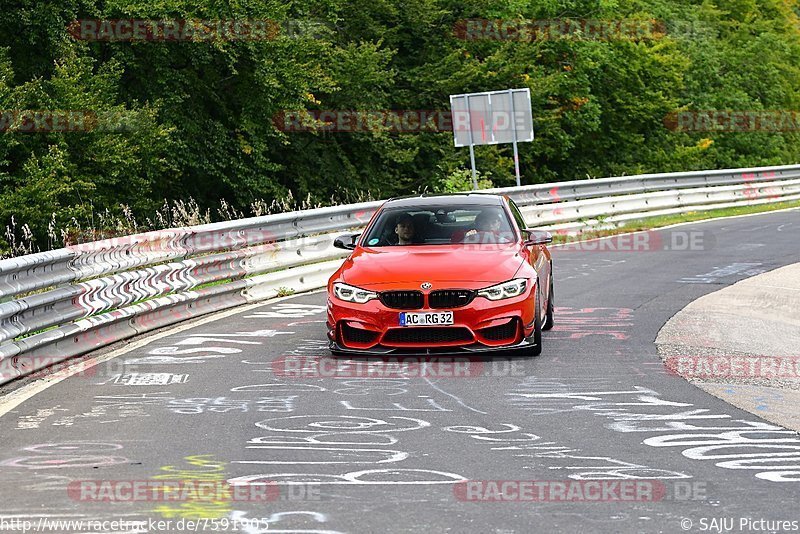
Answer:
[327, 193, 554, 356]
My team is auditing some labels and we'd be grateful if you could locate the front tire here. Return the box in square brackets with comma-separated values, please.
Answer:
[543, 273, 554, 331]
[518, 281, 543, 356]
[531, 284, 543, 355]
[507, 282, 542, 356]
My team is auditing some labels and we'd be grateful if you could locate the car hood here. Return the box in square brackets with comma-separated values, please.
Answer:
[341, 245, 525, 288]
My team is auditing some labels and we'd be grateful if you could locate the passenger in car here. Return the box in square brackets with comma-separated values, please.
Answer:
[450, 210, 503, 242]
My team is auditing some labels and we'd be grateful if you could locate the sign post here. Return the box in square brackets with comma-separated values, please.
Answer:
[465, 96, 478, 189]
[509, 91, 521, 185]
[449, 88, 534, 188]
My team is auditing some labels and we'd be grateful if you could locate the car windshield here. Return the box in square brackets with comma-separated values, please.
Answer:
[362, 204, 516, 246]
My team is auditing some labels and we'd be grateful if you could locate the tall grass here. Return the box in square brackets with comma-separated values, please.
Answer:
[1, 188, 377, 259]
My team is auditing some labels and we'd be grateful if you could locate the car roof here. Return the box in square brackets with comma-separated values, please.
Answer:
[381, 193, 506, 209]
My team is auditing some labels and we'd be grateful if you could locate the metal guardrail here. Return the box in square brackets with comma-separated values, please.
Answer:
[520, 179, 800, 228]
[490, 164, 800, 205]
[1, 164, 798, 384]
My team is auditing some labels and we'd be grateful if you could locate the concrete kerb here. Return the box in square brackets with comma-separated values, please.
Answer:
[657, 262, 800, 432]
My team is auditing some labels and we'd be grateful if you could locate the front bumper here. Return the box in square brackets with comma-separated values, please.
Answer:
[328, 335, 538, 356]
[327, 284, 536, 355]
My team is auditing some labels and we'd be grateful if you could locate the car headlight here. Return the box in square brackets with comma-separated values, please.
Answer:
[477, 278, 528, 301]
[333, 282, 378, 304]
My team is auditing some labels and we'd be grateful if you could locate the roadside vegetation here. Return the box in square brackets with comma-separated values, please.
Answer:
[2, 0, 799, 255]
[550, 199, 800, 244]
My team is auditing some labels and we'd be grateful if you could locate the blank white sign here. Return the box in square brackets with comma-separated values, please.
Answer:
[450, 88, 533, 147]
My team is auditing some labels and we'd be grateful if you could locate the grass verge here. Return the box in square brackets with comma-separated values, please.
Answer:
[550, 199, 800, 244]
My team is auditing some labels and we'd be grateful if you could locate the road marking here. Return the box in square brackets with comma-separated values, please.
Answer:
[0, 292, 324, 419]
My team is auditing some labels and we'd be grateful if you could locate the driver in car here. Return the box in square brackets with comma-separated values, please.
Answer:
[377, 212, 420, 245]
[394, 213, 417, 245]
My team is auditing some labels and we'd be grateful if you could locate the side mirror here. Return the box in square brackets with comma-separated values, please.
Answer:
[333, 233, 360, 250]
[524, 229, 552, 246]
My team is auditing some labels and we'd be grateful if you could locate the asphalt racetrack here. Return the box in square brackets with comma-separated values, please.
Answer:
[0, 210, 798, 533]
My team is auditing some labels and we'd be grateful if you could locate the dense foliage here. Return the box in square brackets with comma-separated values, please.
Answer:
[1, 0, 799, 252]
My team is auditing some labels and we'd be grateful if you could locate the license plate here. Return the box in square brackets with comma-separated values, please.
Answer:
[399, 311, 454, 326]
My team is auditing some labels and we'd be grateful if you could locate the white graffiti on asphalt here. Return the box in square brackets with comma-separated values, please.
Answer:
[167, 396, 297, 414]
[508, 378, 800, 482]
[244, 304, 326, 319]
[441, 423, 690, 480]
[678, 262, 766, 284]
[229, 415, 467, 486]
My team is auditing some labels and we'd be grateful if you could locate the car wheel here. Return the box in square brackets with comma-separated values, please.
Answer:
[514, 281, 542, 357]
[507, 283, 542, 356]
[543, 272, 554, 331]
[531, 283, 543, 355]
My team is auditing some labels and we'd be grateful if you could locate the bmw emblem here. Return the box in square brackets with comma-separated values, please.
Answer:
[421, 282, 432, 290]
